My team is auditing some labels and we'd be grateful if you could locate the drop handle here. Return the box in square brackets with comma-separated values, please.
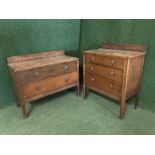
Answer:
[90, 66, 94, 71]
[91, 57, 94, 62]
[91, 77, 95, 82]
[33, 72, 40, 78]
[36, 85, 42, 91]
[109, 82, 114, 89]
[111, 60, 116, 66]
[64, 65, 68, 70]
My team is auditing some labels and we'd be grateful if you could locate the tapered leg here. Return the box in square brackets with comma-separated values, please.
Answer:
[135, 93, 140, 109]
[21, 102, 32, 119]
[120, 99, 125, 119]
[21, 103, 28, 119]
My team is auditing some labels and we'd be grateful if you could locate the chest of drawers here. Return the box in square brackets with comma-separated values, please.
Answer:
[83, 43, 146, 119]
[8, 51, 79, 118]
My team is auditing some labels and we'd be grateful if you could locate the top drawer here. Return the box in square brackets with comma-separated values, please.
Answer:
[19, 61, 77, 84]
[85, 53, 125, 70]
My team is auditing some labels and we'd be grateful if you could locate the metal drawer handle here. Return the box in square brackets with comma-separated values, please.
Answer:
[91, 77, 95, 82]
[91, 57, 94, 62]
[36, 85, 42, 91]
[109, 81, 114, 89]
[90, 66, 94, 71]
[111, 60, 116, 66]
[33, 72, 40, 78]
[64, 65, 68, 70]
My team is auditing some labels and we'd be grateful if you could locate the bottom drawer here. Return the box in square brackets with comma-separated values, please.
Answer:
[22, 71, 78, 98]
[85, 73, 122, 98]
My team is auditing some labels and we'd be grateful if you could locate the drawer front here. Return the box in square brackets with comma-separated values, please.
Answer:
[22, 71, 78, 98]
[85, 53, 125, 69]
[85, 63, 123, 82]
[20, 61, 77, 84]
[85, 73, 122, 97]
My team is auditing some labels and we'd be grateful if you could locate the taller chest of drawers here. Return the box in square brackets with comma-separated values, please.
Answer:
[83, 43, 146, 119]
[8, 51, 79, 118]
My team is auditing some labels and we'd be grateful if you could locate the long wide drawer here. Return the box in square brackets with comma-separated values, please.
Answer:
[20, 61, 77, 84]
[85, 73, 122, 98]
[85, 63, 123, 82]
[22, 71, 78, 98]
[85, 53, 125, 70]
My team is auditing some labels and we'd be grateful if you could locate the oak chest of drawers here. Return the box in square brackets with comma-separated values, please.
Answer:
[83, 43, 146, 119]
[8, 50, 79, 118]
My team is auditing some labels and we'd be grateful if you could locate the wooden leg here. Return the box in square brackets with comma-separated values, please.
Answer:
[83, 84, 86, 98]
[16, 101, 21, 107]
[83, 86, 89, 99]
[135, 94, 140, 109]
[21, 102, 31, 119]
[120, 99, 125, 119]
[76, 83, 80, 96]
[21, 103, 27, 119]
[14, 96, 21, 107]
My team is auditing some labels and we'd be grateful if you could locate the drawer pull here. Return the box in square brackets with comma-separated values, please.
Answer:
[91, 77, 95, 82]
[111, 60, 116, 66]
[33, 72, 40, 78]
[109, 82, 114, 89]
[64, 65, 68, 70]
[90, 66, 94, 71]
[36, 85, 42, 91]
[91, 57, 94, 62]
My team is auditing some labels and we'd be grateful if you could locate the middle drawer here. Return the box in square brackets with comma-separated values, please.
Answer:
[85, 63, 123, 82]
[20, 61, 77, 84]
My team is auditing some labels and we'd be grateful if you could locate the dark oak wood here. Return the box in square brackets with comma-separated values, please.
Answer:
[8, 50, 79, 118]
[85, 63, 123, 82]
[101, 43, 146, 53]
[83, 43, 146, 119]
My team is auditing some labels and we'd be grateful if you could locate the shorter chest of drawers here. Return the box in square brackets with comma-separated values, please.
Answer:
[83, 43, 146, 119]
[7, 50, 79, 118]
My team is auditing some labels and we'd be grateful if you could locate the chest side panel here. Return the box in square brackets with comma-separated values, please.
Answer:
[126, 55, 145, 99]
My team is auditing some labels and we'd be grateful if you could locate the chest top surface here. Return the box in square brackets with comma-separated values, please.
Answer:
[84, 48, 145, 58]
[7, 51, 78, 72]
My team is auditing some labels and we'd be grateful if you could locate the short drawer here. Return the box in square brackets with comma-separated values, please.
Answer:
[85, 73, 122, 98]
[85, 63, 123, 81]
[85, 53, 125, 70]
[22, 71, 78, 98]
[20, 61, 77, 84]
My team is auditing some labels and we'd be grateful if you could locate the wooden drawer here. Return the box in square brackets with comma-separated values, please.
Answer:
[85, 63, 123, 82]
[20, 61, 77, 84]
[85, 73, 122, 98]
[85, 53, 125, 70]
[22, 71, 78, 98]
